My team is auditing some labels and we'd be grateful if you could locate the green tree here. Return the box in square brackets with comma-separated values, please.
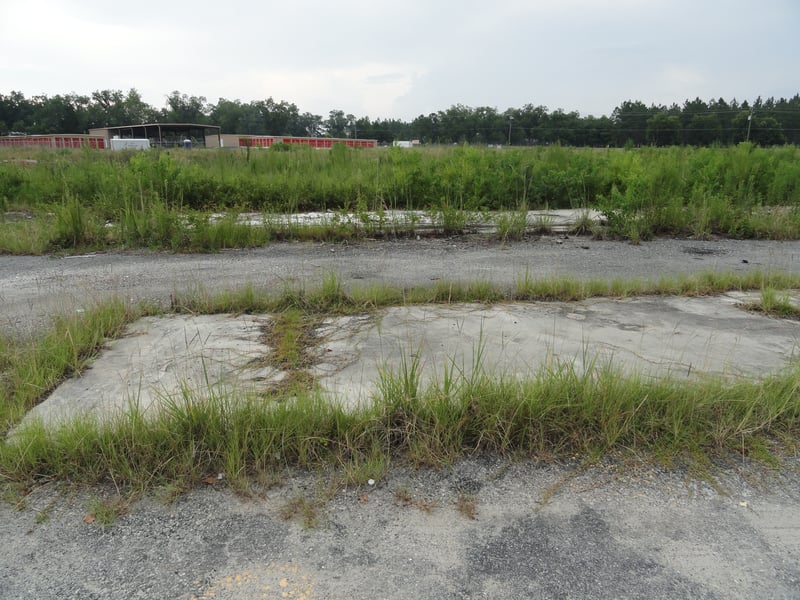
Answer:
[580, 115, 614, 146]
[254, 98, 301, 135]
[680, 97, 709, 127]
[88, 89, 126, 127]
[751, 116, 786, 145]
[368, 117, 412, 143]
[646, 113, 681, 146]
[121, 89, 159, 124]
[164, 91, 209, 123]
[440, 104, 474, 143]
[707, 97, 737, 144]
[344, 113, 358, 138]
[612, 100, 651, 146]
[411, 113, 441, 143]
[0, 91, 32, 133]
[295, 112, 324, 137]
[209, 98, 244, 133]
[88, 88, 157, 127]
[29, 94, 90, 133]
[324, 109, 348, 137]
[515, 104, 548, 145]
[685, 113, 722, 145]
[541, 109, 581, 145]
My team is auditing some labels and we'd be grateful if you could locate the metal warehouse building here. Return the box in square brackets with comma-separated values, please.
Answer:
[88, 123, 222, 148]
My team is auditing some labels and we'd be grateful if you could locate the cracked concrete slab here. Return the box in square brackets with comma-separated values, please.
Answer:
[19, 291, 800, 428]
[317, 292, 800, 408]
[22, 314, 278, 429]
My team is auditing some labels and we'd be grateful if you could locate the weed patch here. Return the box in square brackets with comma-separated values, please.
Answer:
[394, 486, 438, 513]
[280, 495, 321, 528]
[85, 494, 129, 527]
[742, 288, 800, 320]
[5, 144, 799, 254]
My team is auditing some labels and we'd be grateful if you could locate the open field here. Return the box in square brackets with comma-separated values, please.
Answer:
[2, 143, 800, 254]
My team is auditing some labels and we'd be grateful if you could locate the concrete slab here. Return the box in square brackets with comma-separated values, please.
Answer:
[23, 314, 278, 428]
[317, 292, 800, 408]
[220, 208, 603, 234]
[19, 292, 800, 428]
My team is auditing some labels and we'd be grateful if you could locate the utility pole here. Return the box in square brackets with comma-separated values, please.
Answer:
[508, 116, 513, 145]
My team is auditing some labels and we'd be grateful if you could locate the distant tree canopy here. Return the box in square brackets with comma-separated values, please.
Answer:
[0, 89, 798, 146]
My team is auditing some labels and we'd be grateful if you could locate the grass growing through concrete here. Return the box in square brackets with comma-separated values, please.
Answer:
[0, 299, 140, 432]
[260, 308, 320, 394]
[0, 205, 420, 255]
[1, 271, 799, 497]
[3, 356, 799, 493]
[493, 203, 529, 242]
[743, 287, 800, 320]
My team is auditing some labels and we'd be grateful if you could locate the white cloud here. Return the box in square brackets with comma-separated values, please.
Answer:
[1, 0, 797, 119]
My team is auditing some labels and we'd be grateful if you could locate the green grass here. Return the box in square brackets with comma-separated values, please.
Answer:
[172, 269, 800, 319]
[2, 143, 800, 254]
[85, 495, 129, 527]
[259, 308, 321, 395]
[3, 355, 798, 492]
[743, 287, 800, 320]
[280, 495, 322, 528]
[1, 271, 799, 497]
[493, 203, 529, 241]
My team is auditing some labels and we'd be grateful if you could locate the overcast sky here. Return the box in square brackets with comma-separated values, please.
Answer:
[1, 0, 798, 120]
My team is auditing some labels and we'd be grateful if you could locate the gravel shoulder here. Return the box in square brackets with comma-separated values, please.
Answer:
[2, 457, 799, 599]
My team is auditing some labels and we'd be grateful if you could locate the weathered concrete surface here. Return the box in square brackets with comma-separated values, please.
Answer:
[227, 208, 603, 234]
[318, 293, 800, 408]
[19, 291, 800, 428]
[21, 314, 276, 428]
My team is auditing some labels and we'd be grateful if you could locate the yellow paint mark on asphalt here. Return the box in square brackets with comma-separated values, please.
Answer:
[191, 563, 314, 599]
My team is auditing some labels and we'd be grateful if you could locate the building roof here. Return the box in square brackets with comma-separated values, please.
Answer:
[100, 123, 221, 132]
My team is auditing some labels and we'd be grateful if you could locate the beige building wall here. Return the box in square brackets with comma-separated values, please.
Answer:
[88, 128, 110, 142]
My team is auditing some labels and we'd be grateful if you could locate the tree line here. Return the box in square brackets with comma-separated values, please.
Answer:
[1, 89, 798, 146]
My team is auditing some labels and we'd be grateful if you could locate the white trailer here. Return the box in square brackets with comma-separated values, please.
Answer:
[110, 138, 151, 151]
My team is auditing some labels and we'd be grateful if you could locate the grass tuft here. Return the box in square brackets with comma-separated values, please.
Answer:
[744, 288, 800, 320]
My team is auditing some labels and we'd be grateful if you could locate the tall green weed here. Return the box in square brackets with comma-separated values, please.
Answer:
[3, 144, 800, 246]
